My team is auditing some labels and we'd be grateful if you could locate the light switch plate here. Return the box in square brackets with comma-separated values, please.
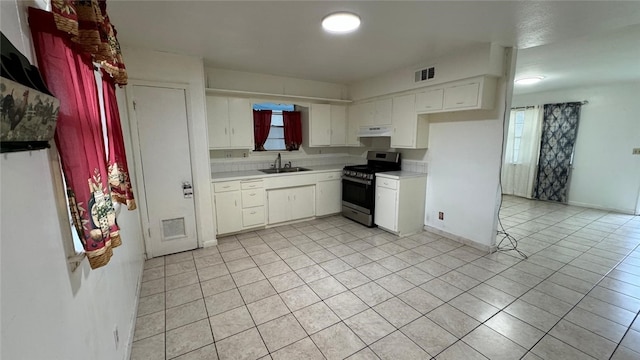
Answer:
[633, 148, 640, 155]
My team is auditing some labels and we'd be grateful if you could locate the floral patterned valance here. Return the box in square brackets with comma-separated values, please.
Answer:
[52, 0, 127, 85]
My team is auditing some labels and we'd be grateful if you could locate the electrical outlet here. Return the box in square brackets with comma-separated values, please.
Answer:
[633, 148, 640, 155]
[438, 211, 444, 220]
[225, 151, 232, 158]
[113, 326, 119, 349]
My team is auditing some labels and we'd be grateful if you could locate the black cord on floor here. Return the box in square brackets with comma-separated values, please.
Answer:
[496, 51, 528, 260]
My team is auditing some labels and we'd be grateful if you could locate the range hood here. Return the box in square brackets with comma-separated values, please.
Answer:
[357, 125, 393, 137]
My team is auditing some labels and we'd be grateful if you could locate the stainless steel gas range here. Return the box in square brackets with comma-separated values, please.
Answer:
[342, 151, 401, 227]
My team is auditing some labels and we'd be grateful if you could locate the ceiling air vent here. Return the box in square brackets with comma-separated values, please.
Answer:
[414, 66, 435, 82]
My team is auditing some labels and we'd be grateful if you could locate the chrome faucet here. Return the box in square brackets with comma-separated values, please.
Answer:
[274, 153, 282, 169]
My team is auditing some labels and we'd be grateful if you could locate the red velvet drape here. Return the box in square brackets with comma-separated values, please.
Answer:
[29, 7, 121, 269]
[102, 75, 136, 210]
[253, 110, 272, 151]
[283, 111, 302, 150]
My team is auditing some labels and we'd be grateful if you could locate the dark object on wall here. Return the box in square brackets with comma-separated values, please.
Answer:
[1, 31, 59, 153]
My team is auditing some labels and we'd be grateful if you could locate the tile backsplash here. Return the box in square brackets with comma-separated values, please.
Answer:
[210, 154, 428, 174]
[210, 155, 366, 173]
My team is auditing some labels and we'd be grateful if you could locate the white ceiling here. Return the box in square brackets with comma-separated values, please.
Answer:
[108, 1, 640, 88]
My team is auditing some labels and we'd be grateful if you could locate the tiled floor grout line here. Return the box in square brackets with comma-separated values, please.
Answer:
[423, 209, 639, 359]
[609, 310, 640, 360]
[134, 206, 640, 360]
[496, 201, 640, 359]
[516, 240, 640, 359]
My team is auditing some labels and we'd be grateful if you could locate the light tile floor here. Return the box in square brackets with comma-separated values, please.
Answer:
[131, 196, 640, 360]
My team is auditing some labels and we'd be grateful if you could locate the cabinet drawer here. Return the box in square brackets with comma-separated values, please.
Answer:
[317, 172, 341, 181]
[377, 178, 398, 190]
[242, 189, 264, 208]
[214, 181, 240, 193]
[242, 206, 265, 227]
[241, 180, 263, 190]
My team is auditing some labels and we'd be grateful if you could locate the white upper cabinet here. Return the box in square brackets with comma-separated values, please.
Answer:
[330, 105, 347, 146]
[346, 104, 363, 147]
[391, 94, 429, 149]
[374, 98, 393, 126]
[308, 103, 348, 147]
[207, 96, 253, 149]
[309, 104, 331, 146]
[415, 88, 443, 113]
[444, 81, 480, 109]
[415, 76, 497, 114]
[356, 99, 392, 127]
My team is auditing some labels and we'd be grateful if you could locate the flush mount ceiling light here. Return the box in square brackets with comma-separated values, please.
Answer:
[322, 12, 361, 34]
[515, 76, 544, 85]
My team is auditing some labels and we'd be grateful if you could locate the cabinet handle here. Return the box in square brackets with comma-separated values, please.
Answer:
[249, 193, 256, 196]
[225, 128, 228, 134]
[223, 185, 230, 188]
[250, 211, 256, 215]
[232, 128, 235, 134]
[234, 200, 237, 206]
[456, 102, 464, 105]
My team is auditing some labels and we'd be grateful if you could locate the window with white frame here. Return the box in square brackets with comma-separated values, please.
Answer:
[253, 103, 295, 151]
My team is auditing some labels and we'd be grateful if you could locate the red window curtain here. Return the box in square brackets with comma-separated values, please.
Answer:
[29, 7, 122, 269]
[253, 110, 272, 151]
[102, 75, 136, 210]
[283, 111, 302, 151]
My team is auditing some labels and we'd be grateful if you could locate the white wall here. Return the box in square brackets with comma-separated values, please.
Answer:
[347, 46, 513, 249]
[121, 47, 216, 246]
[1, 1, 145, 359]
[350, 43, 504, 101]
[512, 82, 640, 214]
[205, 67, 349, 100]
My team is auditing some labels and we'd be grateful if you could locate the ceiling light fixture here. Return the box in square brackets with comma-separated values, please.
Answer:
[322, 12, 361, 34]
[515, 76, 544, 85]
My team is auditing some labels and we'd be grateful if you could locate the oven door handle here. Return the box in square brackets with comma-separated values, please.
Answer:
[342, 177, 372, 186]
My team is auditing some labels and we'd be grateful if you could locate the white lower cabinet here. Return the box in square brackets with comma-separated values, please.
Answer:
[374, 185, 397, 231]
[214, 180, 264, 235]
[374, 174, 427, 237]
[267, 185, 315, 224]
[316, 172, 342, 216]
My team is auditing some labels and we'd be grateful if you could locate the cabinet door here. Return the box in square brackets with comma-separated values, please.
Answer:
[214, 191, 243, 234]
[267, 189, 290, 224]
[316, 180, 341, 216]
[444, 82, 480, 109]
[415, 88, 443, 113]
[346, 104, 362, 146]
[330, 105, 347, 146]
[228, 97, 253, 148]
[391, 94, 416, 148]
[207, 96, 230, 148]
[374, 98, 393, 126]
[360, 101, 376, 127]
[375, 186, 397, 231]
[291, 186, 315, 220]
[309, 104, 331, 146]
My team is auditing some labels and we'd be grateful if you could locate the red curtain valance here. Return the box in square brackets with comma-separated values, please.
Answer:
[50, 0, 128, 85]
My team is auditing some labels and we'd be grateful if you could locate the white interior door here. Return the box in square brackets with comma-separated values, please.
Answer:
[132, 85, 198, 257]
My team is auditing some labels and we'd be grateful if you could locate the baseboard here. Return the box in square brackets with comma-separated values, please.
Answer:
[202, 238, 218, 248]
[423, 225, 494, 253]
[124, 254, 145, 360]
[566, 200, 636, 215]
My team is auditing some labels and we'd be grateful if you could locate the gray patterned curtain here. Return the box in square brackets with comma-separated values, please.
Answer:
[532, 102, 582, 202]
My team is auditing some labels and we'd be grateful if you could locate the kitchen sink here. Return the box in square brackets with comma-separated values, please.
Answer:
[259, 167, 312, 174]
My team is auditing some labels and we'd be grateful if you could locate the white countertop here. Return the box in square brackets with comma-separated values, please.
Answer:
[211, 163, 351, 182]
[375, 171, 427, 179]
